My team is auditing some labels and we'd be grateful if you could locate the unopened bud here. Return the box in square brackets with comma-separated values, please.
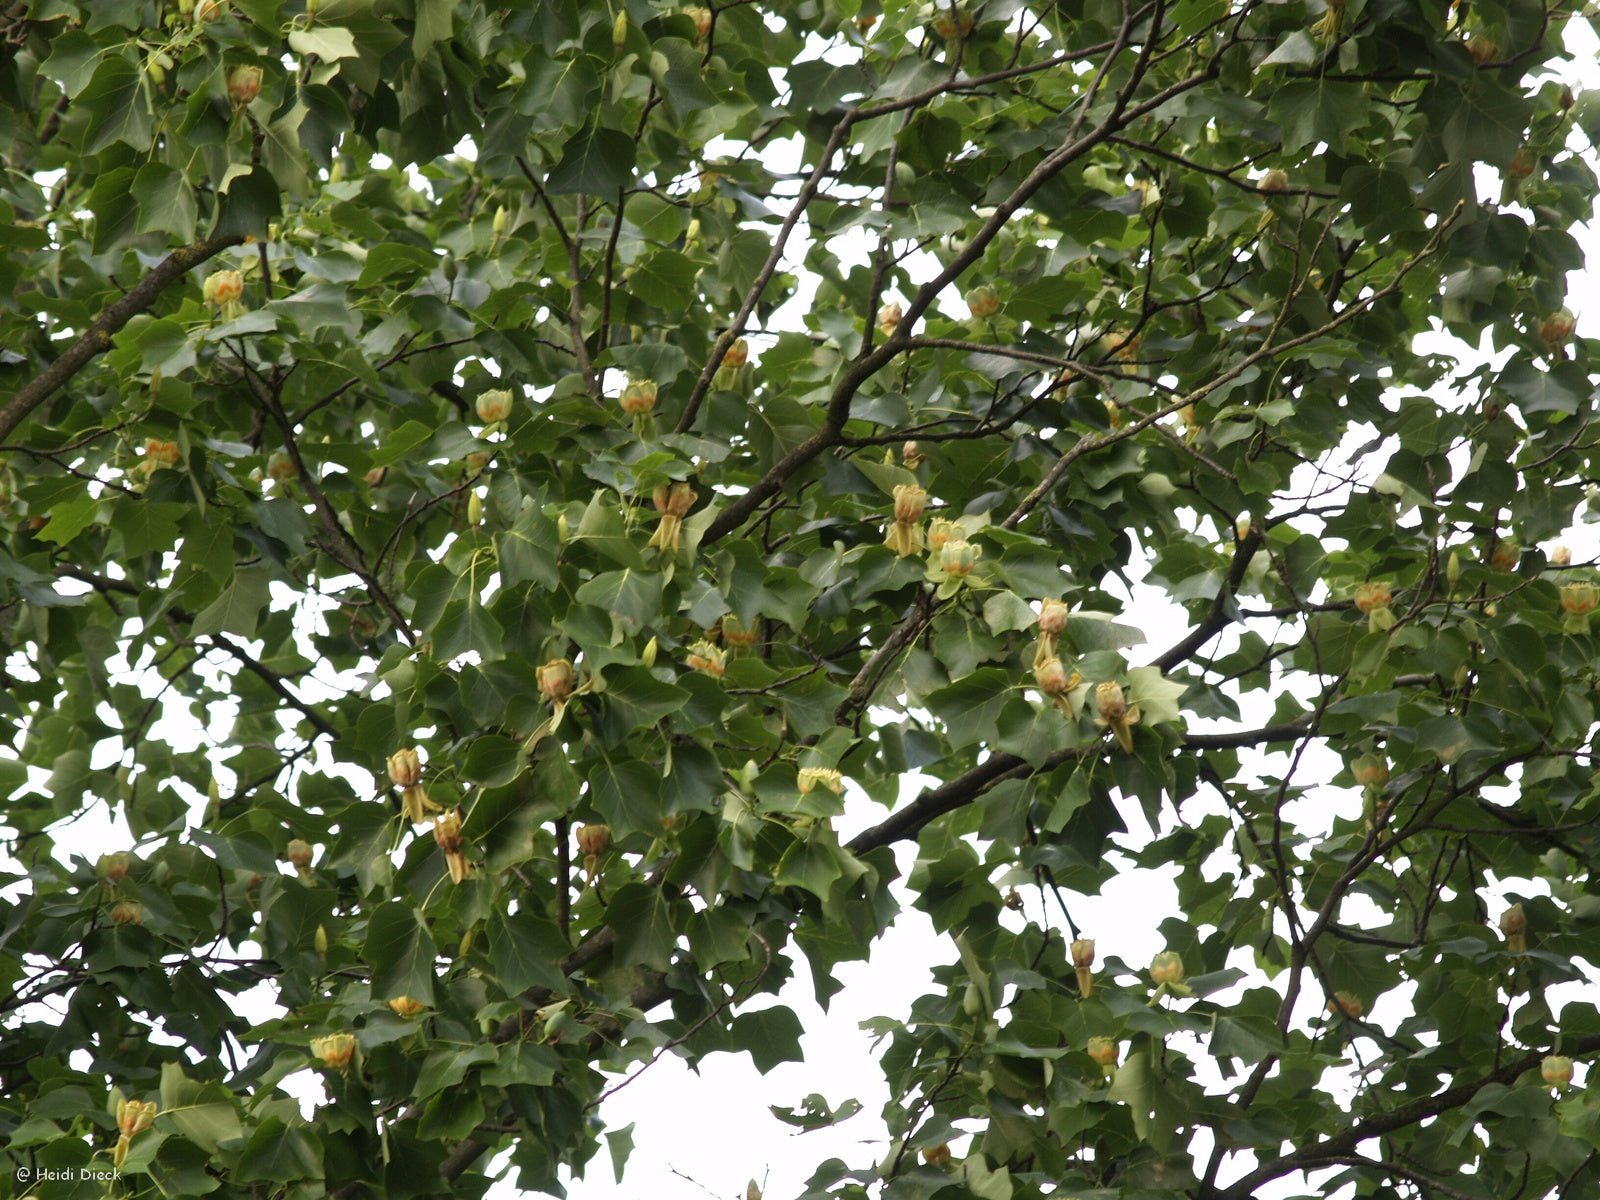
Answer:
[1149, 950, 1185, 986]
[537, 658, 576, 703]
[98, 852, 131, 884]
[892, 483, 927, 524]
[1038, 599, 1069, 636]
[286, 838, 313, 869]
[939, 538, 978, 576]
[387, 748, 422, 788]
[686, 641, 727, 678]
[965, 285, 1001, 318]
[1542, 1055, 1574, 1088]
[797, 766, 844, 795]
[310, 1032, 357, 1071]
[1327, 991, 1363, 1019]
[1551, 544, 1572, 567]
[575, 823, 611, 857]
[476, 389, 514, 424]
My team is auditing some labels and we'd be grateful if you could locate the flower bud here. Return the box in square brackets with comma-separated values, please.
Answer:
[653, 481, 696, 517]
[1350, 754, 1389, 788]
[1561, 582, 1598, 615]
[226, 63, 262, 104]
[1542, 1055, 1574, 1088]
[466, 491, 482, 525]
[98, 852, 131, 884]
[267, 450, 297, 482]
[117, 1099, 159, 1137]
[1038, 600, 1069, 636]
[877, 302, 902, 336]
[1070, 938, 1095, 969]
[797, 766, 844, 795]
[1034, 656, 1076, 697]
[1488, 540, 1520, 572]
[926, 518, 959, 553]
[476, 389, 514, 424]
[1095, 681, 1127, 723]
[576, 823, 611, 857]
[931, 8, 975, 38]
[686, 641, 727, 678]
[493, 205, 508, 238]
[1086, 1036, 1118, 1068]
[1500, 904, 1528, 953]
[641, 635, 659, 668]
[432, 810, 464, 854]
[1149, 950, 1185, 986]
[620, 378, 658, 416]
[901, 439, 921, 469]
[111, 900, 143, 926]
[1257, 168, 1289, 193]
[940, 538, 978, 576]
[892, 483, 928, 524]
[387, 748, 422, 788]
[365, 466, 387, 486]
[1560, 86, 1576, 111]
[921, 1144, 953, 1167]
[311, 1032, 357, 1071]
[144, 438, 181, 471]
[1327, 991, 1363, 1019]
[202, 269, 243, 306]
[1551, 544, 1573, 567]
[722, 337, 749, 369]
[1540, 308, 1576, 351]
[1353, 581, 1391, 614]
[388, 995, 427, 1017]
[721, 614, 759, 647]
[1447, 548, 1462, 588]
[612, 8, 628, 52]
[537, 658, 576, 704]
[1466, 35, 1499, 64]
[315, 923, 329, 956]
[194, 0, 224, 22]
[285, 838, 313, 869]
[965, 285, 1001, 319]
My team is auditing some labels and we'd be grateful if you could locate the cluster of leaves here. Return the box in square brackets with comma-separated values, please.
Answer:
[3, 0, 1600, 1197]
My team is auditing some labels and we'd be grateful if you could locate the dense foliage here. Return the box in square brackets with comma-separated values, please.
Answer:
[4, 0, 1600, 1196]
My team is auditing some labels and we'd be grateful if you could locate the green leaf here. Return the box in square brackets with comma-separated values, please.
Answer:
[189, 566, 271, 638]
[79, 55, 153, 153]
[628, 250, 699, 308]
[545, 127, 637, 196]
[605, 882, 675, 970]
[728, 1006, 805, 1073]
[606, 1123, 635, 1183]
[235, 1117, 324, 1183]
[484, 910, 568, 995]
[363, 902, 437, 1005]
[288, 26, 359, 60]
[590, 758, 662, 840]
[37, 496, 100, 546]
[462, 735, 525, 787]
[574, 568, 663, 635]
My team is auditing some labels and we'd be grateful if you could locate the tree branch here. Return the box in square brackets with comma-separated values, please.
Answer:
[0, 234, 246, 446]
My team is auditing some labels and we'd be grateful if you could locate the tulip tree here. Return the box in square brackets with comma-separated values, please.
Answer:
[5, 0, 1600, 1196]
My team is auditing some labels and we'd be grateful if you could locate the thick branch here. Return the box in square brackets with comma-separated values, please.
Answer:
[1215, 1036, 1600, 1200]
[0, 234, 246, 446]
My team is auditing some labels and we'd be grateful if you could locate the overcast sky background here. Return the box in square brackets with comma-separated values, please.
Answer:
[4, 12, 1600, 1200]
